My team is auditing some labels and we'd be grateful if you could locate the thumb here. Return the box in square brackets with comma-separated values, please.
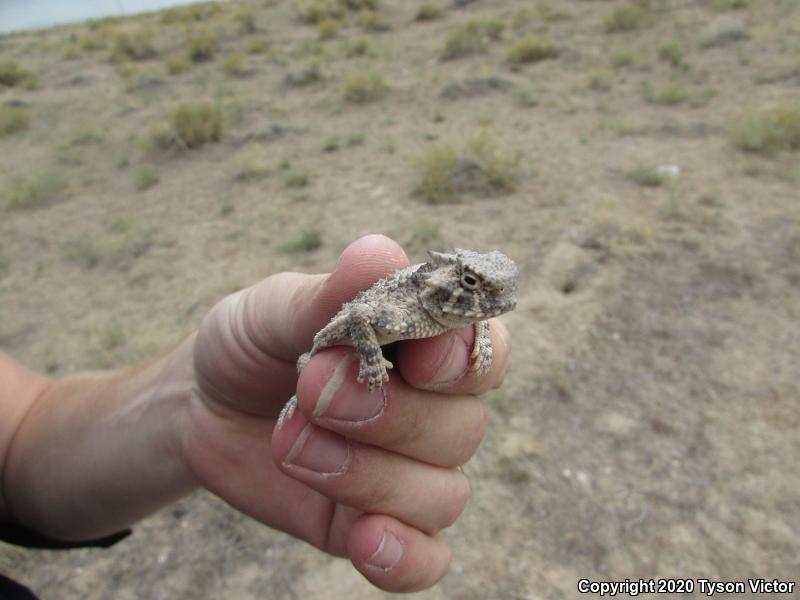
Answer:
[247, 234, 410, 361]
[194, 235, 409, 415]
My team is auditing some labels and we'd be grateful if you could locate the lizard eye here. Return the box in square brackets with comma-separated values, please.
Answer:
[461, 273, 480, 290]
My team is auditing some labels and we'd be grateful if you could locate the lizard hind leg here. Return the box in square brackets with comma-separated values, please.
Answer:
[276, 395, 298, 429]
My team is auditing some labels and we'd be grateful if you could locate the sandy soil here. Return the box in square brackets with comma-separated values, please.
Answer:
[1, 1, 799, 598]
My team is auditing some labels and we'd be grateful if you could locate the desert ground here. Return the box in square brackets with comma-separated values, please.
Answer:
[1, 0, 799, 598]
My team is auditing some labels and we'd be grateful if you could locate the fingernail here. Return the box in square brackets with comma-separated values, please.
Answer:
[428, 332, 470, 385]
[365, 529, 404, 572]
[283, 423, 351, 476]
[314, 354, 385, 422]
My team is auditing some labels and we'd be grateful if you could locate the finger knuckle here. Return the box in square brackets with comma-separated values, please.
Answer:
[449, 400, 490, 465]
[348, 460, 395, 511]
[440, 474, 471, 529]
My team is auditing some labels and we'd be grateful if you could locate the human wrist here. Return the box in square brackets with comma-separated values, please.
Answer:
[3, 334, 200, 539]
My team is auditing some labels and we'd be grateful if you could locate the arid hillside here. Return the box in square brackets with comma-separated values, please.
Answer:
[1, 0, 799, 598]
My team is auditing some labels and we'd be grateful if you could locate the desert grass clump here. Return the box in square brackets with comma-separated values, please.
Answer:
[699, 17, 749, 48]
[284, 170, 311, 188]
[344, 38, 372, 58]
[610, 47, 635, 69]
[322, 136, 341, 152]
[248, 38, 271, 54]
[0, 253, 9, 280]
[300, 0, 379, 20]
[343, 67, 388, 103]
[66, 128, 104, 147]
[455, 128, 518, 193]
[279, 226, 322, 253]
[167, 102, 223, 149]
[659, 40, 686, 69]
[97, 321, 126, 353]
[358, 10, 391, 32]
[604, 3, 647, 33]
[133, 166, 159, 191]
[236, 9, 258, 33]
[232, 145, 270, 181]
[346, 131, 366, 146]
[317, 18, 340, 39]
[65, 238, 101, 269]
[110, 30, 157, 61]
[161, 2, 222, 25]
[116, 62, 163, 92]
[68, 218, 156, 270]
[730, 102, 800, 154]
[535, 0, 569, 22]
[341, 0, 379, 9]
[303, 6, 341, 25]
[712, 0, 750, 8]
[78, 30, 109, 52]
[415, 3, 443, 21]
[414, 145, 458, 204]
[0, 59, 31, 87]
[221, 51, 248, 76]
[588, 70, 614, 92]
[626, 165, 669, 187]
[506, 35, 558, 66]
[406, 220, 442, 250]
[0, 105, 30, 137]
[414, 128, 518, 203]
[187, 28, 218, 62]
[62, 44, 81, 60]
[285, 64, 323, 87]
[4, 171, 67, 210]
[104, 217, 156, 266]
[514, 85, 540, 107]
[164, 52, 191, 75]
[441, 20, 504, 60]
[643, 80, 688, 105]
[442, 24, 484, 59]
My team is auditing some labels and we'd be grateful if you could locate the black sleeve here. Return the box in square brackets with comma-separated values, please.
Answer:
[0, 574, 39, 600]
[0, 523, 131, 600]
[0, 521, 130, 550]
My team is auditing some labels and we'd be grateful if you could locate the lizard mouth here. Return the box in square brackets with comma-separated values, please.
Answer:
[489, 298, 517, 316]
[441, 297, 517, 319]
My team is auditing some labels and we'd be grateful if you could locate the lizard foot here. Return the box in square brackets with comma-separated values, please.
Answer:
[357, 356, 393, 392]
[469, 321, 493, 376]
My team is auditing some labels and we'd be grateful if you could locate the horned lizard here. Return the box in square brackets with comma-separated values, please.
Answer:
[277, 248, 519, 428]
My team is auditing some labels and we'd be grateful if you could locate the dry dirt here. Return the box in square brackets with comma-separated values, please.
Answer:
[1, 1, 799, 598]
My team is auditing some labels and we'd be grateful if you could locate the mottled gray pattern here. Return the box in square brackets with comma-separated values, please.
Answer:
[278, 249, 519, 427]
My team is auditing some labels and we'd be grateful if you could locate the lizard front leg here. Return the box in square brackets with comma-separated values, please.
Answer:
[469, 320, 492, 376]
[278, 306, 392, 428]
[348, 304, 392, 391]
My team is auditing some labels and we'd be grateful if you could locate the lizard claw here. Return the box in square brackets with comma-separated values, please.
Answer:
[277, 395, 298, 430]
[358, 357, 392, 391]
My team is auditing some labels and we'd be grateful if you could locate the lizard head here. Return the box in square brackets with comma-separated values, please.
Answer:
[420, 248, 519, 327]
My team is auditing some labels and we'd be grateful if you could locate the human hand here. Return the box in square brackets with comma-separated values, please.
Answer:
[184, 235, 512, 592]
